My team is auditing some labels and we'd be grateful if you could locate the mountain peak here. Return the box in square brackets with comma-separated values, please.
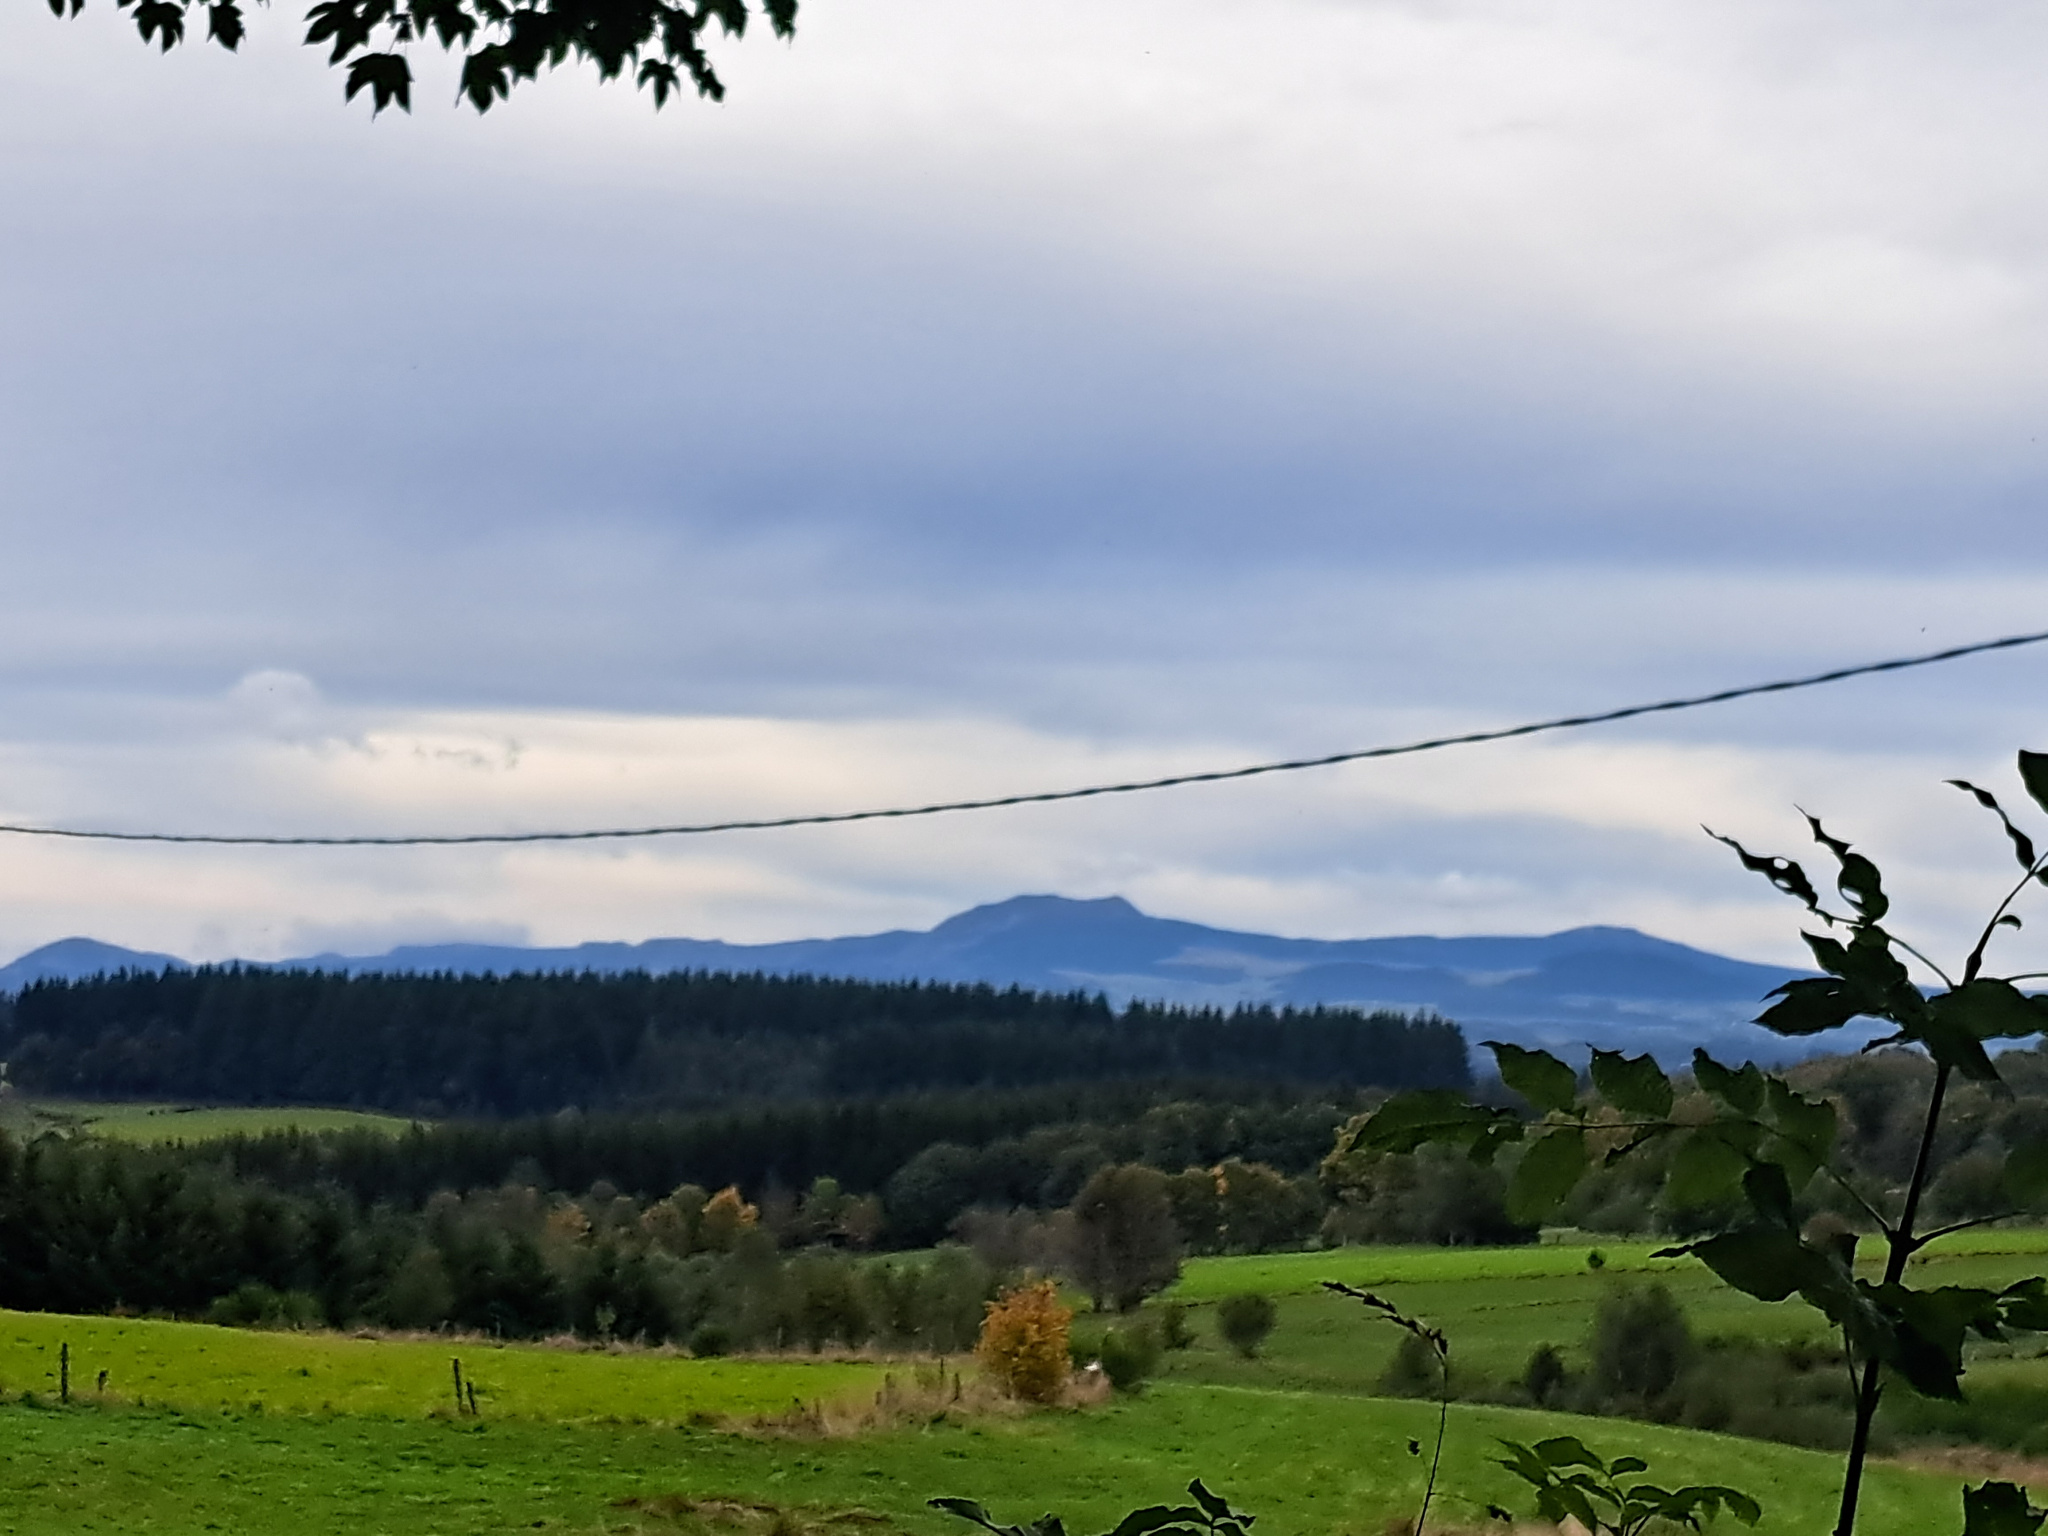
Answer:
[0, 896, 1820, 1063]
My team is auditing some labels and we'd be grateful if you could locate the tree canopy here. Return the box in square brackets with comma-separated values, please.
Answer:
[50, 0, 795, 114]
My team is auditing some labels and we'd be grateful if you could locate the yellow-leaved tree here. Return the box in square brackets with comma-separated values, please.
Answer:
[975, 1281, 1071, 1404]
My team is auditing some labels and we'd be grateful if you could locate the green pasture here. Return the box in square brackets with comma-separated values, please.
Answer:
[0, 1310, 883, 1424]
[0, 1097, 417, 1143]
[0, 1380, 1967, 1536]
[1165, 1234, 2048, 1389]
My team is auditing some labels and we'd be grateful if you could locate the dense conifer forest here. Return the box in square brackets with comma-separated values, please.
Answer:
[0, 967, 1471, 1113]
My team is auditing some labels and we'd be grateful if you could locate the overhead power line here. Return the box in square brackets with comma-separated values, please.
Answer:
[1, 627, 2044, 849]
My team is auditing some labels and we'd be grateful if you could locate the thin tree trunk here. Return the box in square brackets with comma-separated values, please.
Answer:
[1832, 1062, 1951, 1536]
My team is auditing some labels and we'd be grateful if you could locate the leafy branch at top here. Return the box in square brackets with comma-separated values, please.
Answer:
[49, 0, 797, 114]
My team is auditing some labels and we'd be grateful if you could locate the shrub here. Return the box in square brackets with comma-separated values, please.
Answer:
[1589, 1284, 1691, 1412]
[1523, 1342, 1567, 1406]
[1158, 1300, 1196, 1351]
[1076, 1318, 1160, 1392]
[1377, 1330, 1441, 1397]
[975, 1280, 1071, 1404]
[1215, 1292, 1277, 1359]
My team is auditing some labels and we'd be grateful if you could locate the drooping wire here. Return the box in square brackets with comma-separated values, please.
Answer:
[0, 627, 2043, 848]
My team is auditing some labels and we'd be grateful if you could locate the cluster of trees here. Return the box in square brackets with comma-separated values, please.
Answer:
[0, 1129, 992, 1350]
[0, 1110, 1318, 1340]
[1, 968, 1469, 1116]
[156, 1085, 1342, 1246]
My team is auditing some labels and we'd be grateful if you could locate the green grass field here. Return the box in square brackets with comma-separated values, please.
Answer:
[4, 1234, 2045, 1533]
[0, 1378, 1965, 1536]
[1164, 1234, 2048, 1386]
[0, 1098, 419, 1143]
[0, 1310, 883, 1424]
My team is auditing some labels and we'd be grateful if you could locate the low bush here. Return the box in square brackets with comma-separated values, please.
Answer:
[1215, 1292, 1277, 1359]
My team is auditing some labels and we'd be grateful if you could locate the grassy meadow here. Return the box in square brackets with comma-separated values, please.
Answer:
[0, 1309, 884, 1424]
[0, 1096, 418, 1143]
[1161, 1232, 2048, 1388]
[0, 1373, 1965, 1536]
[3, 1237, 2044, 1533]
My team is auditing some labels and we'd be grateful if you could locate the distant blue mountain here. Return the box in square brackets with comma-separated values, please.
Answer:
[0, 894, 1833, 1064]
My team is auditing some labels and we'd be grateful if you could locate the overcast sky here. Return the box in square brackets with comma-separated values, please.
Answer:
[1, 0, 2046, 970]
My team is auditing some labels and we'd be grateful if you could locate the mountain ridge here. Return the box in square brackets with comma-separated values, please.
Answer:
[0, 894, 1825, 1062]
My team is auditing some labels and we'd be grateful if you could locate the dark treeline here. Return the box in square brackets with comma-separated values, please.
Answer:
[207, 1082, 1352, 1246]
[0, 1128, 998, 1352]
[1, 967, 1470, 1115]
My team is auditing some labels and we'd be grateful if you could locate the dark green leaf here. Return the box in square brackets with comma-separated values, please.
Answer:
[2021, 751, 2048, 826]
[1665, 1130, 1749, 1210]
[1508, 1126, 1586, 1223]
[1103, 1510, 1187, 1536]
[1708, 831, 1823, 912]
[1964, 1480, 2048, 1536]
[1532, 1436, 1602, 1471]
[132, 0, 187, 50]
[1742, 1161, 1795, 1226]
[1589, 1049, 1672, 1117]
[1761, 1076, 1837, 1188]
[1806, 813, 1889, 921]
[1339, 1091, 1524, 1162]
[1693, 1051, 1765, 1113]
[1758, 977, 1868, 1035]
[1998, 1277, 2048, 1333]
[1951, 780, 2041, 876]
[930, 1501, 1005, 1534]
[1935, 979, 2047, 1041]
[206, 0, 243, 48]
[1186, 1484, 1229, 1523]
[1876, 1284, 2004, 1400]
[1486, 1042, 1579, 1115]
[343, 50, 412, 112]
[1668, 1227, 1813, 1302]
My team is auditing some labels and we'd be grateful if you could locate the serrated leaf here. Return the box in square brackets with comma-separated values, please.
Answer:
[1964, 1480, 2048, 1536]
[1589, 1049, 1672, 1117]
[344, 50, 412, 112]
[1340, 1091, 1524, 1161]
[1936, 979, 2046, 1041]
[1187, 1483, 1229, 1522]
[206, 0, 242, 48]
[1666, 1130, 1749, 1210]
[1669, 1226, 1814, 1302]
[2021, 751, 2048, 825]
[1759, 977, 1868, 1035]
[1806, 814, 1890, 921]
[1761, 1077, 1837, 1189]
[1693, 1051, 1766, 1113]
[1487, 1042, 1579, 1115]
[1708, 830, 1823, 911]
[1507, 1126, 1586, 1223]
[1951, 780, 2040, 875]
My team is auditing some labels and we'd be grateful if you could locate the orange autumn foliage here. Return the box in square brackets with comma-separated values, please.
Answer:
[975, 1280, 1072, 1404]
